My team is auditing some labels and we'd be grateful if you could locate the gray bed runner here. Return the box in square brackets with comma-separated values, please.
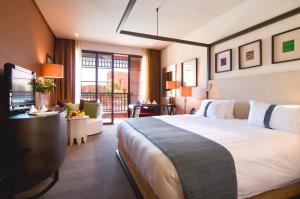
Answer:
[125, 117, 237, 199]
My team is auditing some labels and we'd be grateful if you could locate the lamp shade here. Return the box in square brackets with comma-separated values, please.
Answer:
[42, 64, 64, 78]
[166, 81, 176, 89]
[181, 86, 192, 97]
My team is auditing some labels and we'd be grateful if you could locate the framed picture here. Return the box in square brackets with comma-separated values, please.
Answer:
[46, 54, 53, 64]
[181, 58, 197, 87]
[215, 49, 232, 73]
[239, 39, 262, 69]
[272, 27, 300, 64]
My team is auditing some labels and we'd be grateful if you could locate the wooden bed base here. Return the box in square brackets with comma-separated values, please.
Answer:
[117, 145, 300, 199]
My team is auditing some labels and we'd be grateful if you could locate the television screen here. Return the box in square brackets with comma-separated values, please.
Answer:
[11, 68, 35, 107]
[4, 63, 35, 113]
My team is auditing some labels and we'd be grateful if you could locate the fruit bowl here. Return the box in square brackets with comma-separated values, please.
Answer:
[68, 110, 85, 118]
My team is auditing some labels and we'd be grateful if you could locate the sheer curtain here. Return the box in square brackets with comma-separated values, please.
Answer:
[75, 40, 82, 104]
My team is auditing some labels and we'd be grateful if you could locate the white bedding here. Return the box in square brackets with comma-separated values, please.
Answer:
[117, 115, 300, 199]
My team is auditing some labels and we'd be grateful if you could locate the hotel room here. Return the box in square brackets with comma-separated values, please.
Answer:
[0, 0, 300, 199]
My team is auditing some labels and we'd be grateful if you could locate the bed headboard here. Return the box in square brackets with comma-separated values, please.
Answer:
[208, 71, 300, 119]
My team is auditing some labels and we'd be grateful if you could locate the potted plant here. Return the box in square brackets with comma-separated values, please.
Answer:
[35, 77, 56, 109]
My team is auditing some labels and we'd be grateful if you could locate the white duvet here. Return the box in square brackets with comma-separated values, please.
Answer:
[117, 115, 300, 199]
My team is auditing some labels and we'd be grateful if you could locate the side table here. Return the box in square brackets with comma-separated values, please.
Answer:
[67, 116, 89, 145]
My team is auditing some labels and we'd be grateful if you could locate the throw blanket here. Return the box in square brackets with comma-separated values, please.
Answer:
[125, 117, 237, 199]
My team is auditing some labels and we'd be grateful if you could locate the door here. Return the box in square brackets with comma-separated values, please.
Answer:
[129, 56, 142, 104]
[113, 54, 129, 120]
[97, 53, 114, 124]
[81, 51, 142, 124]
[81, 52, 114, 124]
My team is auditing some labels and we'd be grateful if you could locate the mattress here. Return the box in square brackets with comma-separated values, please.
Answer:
[117, 114, 300, 199]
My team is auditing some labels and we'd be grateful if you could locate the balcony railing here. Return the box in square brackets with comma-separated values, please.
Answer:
[81, 92, 129, 112]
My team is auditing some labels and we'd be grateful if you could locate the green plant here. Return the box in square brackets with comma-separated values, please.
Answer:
[35, 77, 56, 94]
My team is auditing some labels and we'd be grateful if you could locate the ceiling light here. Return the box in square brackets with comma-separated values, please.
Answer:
[75, 33, 79, 37]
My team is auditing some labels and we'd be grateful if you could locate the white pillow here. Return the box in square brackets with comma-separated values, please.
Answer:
[270, 105, 300, 133]
[196, 100, 211, 116]
[247, 100, 270, 128]
[247, 100, 300, 133]
[224, 99, 235, 119]
[196, 99, 235, 119]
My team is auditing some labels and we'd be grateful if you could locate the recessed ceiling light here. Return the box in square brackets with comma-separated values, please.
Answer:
[75, 33, 79, 37]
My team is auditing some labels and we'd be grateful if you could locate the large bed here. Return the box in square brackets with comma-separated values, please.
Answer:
[117, 71, 300, 199]
[117, 115, 300, 199]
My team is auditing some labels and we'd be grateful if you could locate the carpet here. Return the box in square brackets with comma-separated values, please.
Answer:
[16, 121, 137, 199]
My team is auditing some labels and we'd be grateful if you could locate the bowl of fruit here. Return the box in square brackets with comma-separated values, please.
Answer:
[68, 110, 85, 118]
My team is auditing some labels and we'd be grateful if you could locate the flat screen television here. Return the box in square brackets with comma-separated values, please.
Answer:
[4, 63, 36, 114]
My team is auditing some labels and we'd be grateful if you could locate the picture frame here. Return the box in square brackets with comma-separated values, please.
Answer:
[238, 39, 262, 69]
[272, 27, 300, 64]
[46, 54, 53, 64]
[215, 49, 232, 73]
[181, 58, 197, 87]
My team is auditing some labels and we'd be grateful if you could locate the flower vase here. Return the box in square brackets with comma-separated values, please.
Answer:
[36, 92, 49, 110]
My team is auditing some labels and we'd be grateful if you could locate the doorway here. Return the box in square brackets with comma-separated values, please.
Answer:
[81, 50, 142, 124]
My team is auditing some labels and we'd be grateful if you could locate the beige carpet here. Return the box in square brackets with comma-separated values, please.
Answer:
[17, 120, 137, 199]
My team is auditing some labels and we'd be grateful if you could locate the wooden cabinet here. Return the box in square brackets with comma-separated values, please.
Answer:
[6, 111, 67, 193]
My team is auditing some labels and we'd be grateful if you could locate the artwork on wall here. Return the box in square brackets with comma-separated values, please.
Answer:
[181, 58, 197, 87]
[239, 39, 262, 69]
[162, 64, 176, 97]
[272, 27, 300, 64]
[215, 49, 232, 73]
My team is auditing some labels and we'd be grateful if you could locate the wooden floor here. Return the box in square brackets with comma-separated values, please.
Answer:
[16, 120, 137, 199]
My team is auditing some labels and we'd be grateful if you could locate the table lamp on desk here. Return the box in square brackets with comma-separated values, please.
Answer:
[180, 86, 192, 114]
[40, 63, 64, 108]
[42, 63, 64, 79]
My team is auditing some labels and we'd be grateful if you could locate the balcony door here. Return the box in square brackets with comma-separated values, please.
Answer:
[81, 52, 113, 124]
[81, 51, 132, 124]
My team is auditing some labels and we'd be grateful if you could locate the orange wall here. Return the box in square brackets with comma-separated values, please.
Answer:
[0, 0, 54, 131]
[0, 0, 55, 74]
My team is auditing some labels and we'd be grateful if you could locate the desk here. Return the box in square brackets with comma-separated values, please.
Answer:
[128, 104, 176, 118]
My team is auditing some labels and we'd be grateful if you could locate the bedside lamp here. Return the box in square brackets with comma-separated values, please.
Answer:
[42, 64, 64, 78]
[181, 86, 192, 114]
[166, 81, 176, 104]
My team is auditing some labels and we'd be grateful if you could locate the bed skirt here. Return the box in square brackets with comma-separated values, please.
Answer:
[117, 143, 300, 199]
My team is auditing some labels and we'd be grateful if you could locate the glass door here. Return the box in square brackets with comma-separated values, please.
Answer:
[113, 54, 129, 120]
[97, 53, 113, 124]
[81, 52, 114, 124]
[129, 56, 142, 104]
[81, 51, 142, 124]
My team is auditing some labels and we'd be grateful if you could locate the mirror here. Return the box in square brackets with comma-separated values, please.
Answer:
[181, 58, 197, 87]
[162, 64, 176, 97]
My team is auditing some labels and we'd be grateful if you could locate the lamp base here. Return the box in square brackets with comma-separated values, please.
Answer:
[169, 97, 173, 104]
[184, 97, 187, 114]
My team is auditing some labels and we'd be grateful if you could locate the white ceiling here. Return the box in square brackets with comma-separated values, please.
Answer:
[35, 0, 300, 49]
[35, 0, 243, 49]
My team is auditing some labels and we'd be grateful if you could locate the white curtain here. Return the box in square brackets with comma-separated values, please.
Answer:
[75, 40, 82, 104]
